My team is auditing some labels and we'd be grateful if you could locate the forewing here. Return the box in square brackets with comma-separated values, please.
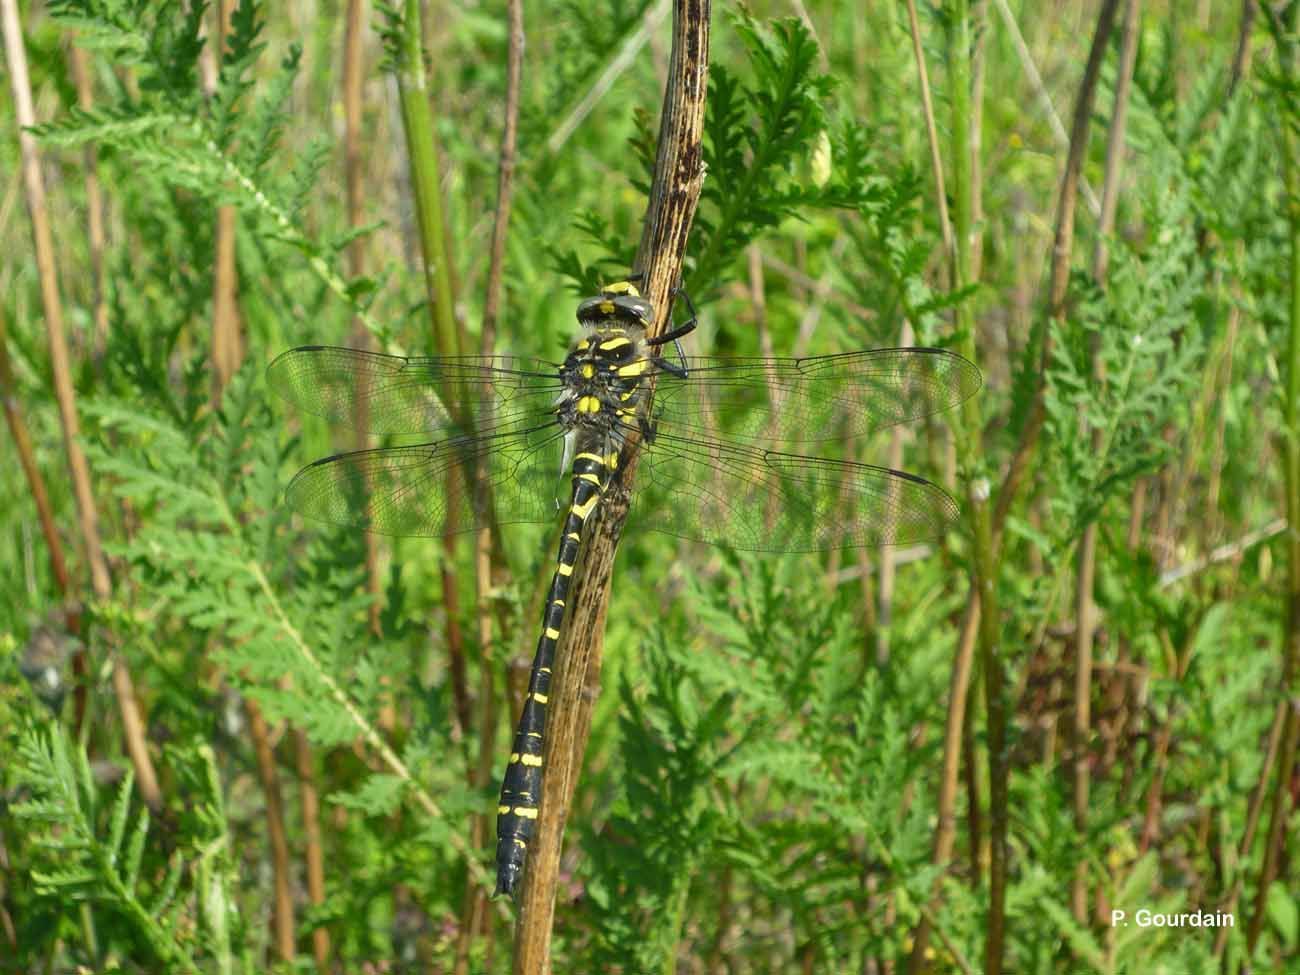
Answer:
[652, 348, 980, 448]
[284, 424, 568, 536]
[266, 346, 564, 437]
[633, 431, 960, 552]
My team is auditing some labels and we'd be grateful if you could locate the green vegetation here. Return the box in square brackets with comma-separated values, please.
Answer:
[1, 0, 1296, 971]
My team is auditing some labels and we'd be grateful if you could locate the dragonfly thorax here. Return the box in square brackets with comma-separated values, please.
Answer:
[556, 323, 655, 441]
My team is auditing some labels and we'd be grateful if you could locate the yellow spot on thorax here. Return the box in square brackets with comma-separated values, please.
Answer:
[617, 359, 650, 376]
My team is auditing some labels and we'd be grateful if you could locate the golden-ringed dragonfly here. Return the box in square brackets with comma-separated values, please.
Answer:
[267, 278, 981, 898]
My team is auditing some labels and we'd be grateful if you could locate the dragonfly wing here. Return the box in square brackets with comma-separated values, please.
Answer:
[267, 346, 565, 437]
[652, 348, 981, 448]
[633, 431, 960, 551]
[284, 424, 568, 536]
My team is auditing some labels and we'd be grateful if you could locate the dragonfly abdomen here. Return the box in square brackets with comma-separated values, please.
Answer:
[494, 448, 612, 897]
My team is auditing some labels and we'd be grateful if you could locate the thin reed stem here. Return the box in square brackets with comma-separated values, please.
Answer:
[294, 729, 330, 969]
[1247, 4, 1300, 952]
[460, 0, 523, 964]
[245, 699, 296, 961]
[66, 42, 110, 363]
[2, 0, 161, 809]
[1072, 0, 1140, 924]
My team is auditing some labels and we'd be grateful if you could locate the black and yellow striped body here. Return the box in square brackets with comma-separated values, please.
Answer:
[494, 281, 659, 897]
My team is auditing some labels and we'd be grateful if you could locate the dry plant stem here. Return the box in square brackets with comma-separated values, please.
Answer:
[908, 0, 990, 964]
[1072, 0, 1139, 924]
[2, 0, 162, 809]
[459, 0, 523, 964]
[342, 0, 386, 654]
[1229, 0, 1256, 97]
[1247, 9, 1300, 949]
[990, 0, 1102, 220]
[1206, 296, 1241, 538]
[211, 0, 241, 399]
[212, 204, 241, 393]
[293, 728, 330, 969]
[344, 0, 366, 279]
[969, 0, 987, 280]
[947, 0, 1013, 968]
[1248, 702, 1300, 956]
[0, 307, 88, 725]
[67, 43, 110, 360]
[986, 0, 1118, 967]
[511, 2, 709, 969]
[0, 309, 70, 600]
[904, 0, 953, 258]
[245, 700, 296, 961]
[1159, 518, 1285, 587]
[960, 670, 983, 876]
[895, 0, 946, 667]
[876, 317, 915, 666]
[1212, 698, 1285, 957]
[64, 46, 112, 720]
[1138, 629, 1195, 855]
[747, 246, 781, 412]
[991, 0, 1120, 545]
[908, 593, 979, 975]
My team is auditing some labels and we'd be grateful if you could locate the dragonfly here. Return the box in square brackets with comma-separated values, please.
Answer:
[267, 278, 981, 898]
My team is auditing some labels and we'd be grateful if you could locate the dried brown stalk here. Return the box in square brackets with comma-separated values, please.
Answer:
[510, 2, 710, 969]
[457, 0, 523, 967]
[294, 729, 330, 968]
[2, 0, 161, 809]
[0, 310, 70, 594]
[1072, 0, 1140, 924]
[246, 699, 296, 961]
[991, 0, 1121, 546]
[211, 0, 241, 399]
[1228, 0, 1256, 97]
[904, 0, 954, 260]
[66, 43, 110, 362]
[1246, 2, 1300, 953]
[1213, 699, 1285, 957]
[908, 594, 979, 975]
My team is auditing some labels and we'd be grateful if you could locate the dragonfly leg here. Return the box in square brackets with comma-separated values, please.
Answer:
[645, 282, 698, 375]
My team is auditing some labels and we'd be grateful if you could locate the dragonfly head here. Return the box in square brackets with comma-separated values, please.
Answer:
[575, 280, 655, 331]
